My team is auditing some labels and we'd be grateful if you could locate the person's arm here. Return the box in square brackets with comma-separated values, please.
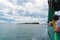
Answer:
[48, 21, 54, 27]
[54, 27, 60, 32]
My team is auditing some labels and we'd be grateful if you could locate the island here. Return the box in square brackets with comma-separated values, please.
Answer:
[17, 22, 40, 24]
[23, 22, 39, 24]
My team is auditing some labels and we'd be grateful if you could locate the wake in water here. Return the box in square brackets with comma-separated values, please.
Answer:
[32, 35, 37, 40]
[32, 33, 49, 40]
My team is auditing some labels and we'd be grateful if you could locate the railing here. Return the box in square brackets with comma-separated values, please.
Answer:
[48, 26, 60, 40]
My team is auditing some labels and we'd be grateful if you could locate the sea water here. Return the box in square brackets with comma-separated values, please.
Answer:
[0, 23, 49, 40]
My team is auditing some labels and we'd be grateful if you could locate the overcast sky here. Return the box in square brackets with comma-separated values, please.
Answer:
[0, 0, 49, 23]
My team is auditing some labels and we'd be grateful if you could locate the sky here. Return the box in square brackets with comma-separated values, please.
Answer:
[0, 0, 48, 23]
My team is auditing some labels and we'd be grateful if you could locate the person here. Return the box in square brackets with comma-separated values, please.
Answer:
[49, 15, 59, 31]
[54, 20, 60, 32]
[52, 17, 60, 40]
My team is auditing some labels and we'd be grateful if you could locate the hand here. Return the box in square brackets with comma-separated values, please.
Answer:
[53, 28, 59, 32]
[48, 21, 52, 25]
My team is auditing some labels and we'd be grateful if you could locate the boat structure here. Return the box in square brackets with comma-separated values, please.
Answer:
[48, 0, 60, 40]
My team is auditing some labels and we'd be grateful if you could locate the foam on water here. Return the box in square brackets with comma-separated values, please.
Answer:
[32, 35, 37, 40]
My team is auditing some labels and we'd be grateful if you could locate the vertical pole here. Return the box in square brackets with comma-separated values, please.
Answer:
[48, 5, 55, 40]
[48, 0, 55, 40]
[48, 7, 55, 21]
[48, 0, 55, 21]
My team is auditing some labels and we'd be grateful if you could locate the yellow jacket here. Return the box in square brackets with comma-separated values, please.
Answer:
[51, 20, 56, 30]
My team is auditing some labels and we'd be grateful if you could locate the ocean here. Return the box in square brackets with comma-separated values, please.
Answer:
[0, 23, 49, 40]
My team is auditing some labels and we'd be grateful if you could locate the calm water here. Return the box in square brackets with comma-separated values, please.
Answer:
[0, 23, 49, 40]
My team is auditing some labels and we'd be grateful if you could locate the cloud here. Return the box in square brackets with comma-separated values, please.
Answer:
[23, 0, 48, 13]
[0, 0, 48, 23]
[14, 16, 47, 23]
